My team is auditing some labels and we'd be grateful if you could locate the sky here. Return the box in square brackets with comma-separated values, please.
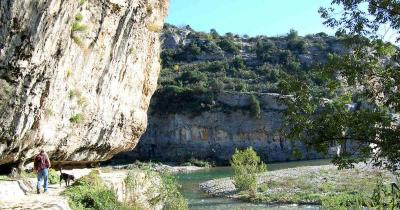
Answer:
[166, 0, 336, 37]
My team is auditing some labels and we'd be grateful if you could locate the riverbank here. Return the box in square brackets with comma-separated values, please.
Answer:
[109, 161, 206, 174]
[200, 164, 391, 205]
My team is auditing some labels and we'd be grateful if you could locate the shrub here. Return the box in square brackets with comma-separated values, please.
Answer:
[287, 29, 299, 40]
[230, 147, 267, 196]
[178, 71, 207, 84]
[70, 113, 84, 124]
[124, 170, 188, 210]
[249, 95, 261, 119]
[146, 23, 162, 32]
[184, 42, 202, 56]
[48, 168, 59, 184]
[232, 56, 245, 69]
[182, 158, 212, 168]
[210, 28, 219, 39]
[160, 173, 189, 210]
[201, 61, 228, 73]
[287, 39, 307, 54]
[217, 38, 241, 54]
[255, 39, 277, 62]
[321, 193, 365, 210]
[63, 170, 134, 210]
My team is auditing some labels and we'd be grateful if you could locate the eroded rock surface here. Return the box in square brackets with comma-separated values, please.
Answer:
[0, 0, 168, 166]
[118, 92, 349, 164]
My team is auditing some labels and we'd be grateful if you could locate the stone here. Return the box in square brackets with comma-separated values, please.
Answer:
[0, 0, 169, 167]
[116, 93, 332, 164]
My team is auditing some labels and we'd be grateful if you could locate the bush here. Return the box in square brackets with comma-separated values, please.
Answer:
[321, 193, 365, 210]
[182, 158, 212, 168]
[217, 38, 241, 54]
[232, 56, 245, 69]
[231, 147, 267, 196]
[255, 39, 277, 62]
[63, 170, 134, 210]
[179, 71, 207, 84]
[160, 173, 189, 210]
[287, 29, 299, 40]
[287, 39, 307, 54]
[249, 95, 261, 119]
[69, 113, 84, 124]
[48, 168, 59, 184]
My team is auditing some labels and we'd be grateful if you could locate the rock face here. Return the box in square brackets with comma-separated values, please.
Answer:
[0, 168, 165, 210]
[118, 92, 338, 164]
[0, 0, 169, 167]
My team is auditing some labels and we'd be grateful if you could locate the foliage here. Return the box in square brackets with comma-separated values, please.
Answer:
[319, 0, 400, 42]
[160, 173, 189, 210]
[321, 193, 365, 210]
[63, 170, 135, 210]
[230, 147, 267, 196]
[279, 0, 400, 170]
[249, 95, 261, 119]
[182, 158, 213, 168]
[124, 169, 188, 210]
[69, 113, 84, 124]
[217, 37, 241, 54]
[48, 168, 59, 184]
[156, 24, 339, 114]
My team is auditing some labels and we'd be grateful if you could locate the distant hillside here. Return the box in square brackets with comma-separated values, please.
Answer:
[152, 24, 345, 114]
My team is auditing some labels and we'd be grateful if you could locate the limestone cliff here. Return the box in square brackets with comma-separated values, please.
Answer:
[119, 93, 347, 164]
[0, 0, 169, 167]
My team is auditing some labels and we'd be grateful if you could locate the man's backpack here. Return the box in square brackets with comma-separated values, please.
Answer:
[35, 154, 48, 171]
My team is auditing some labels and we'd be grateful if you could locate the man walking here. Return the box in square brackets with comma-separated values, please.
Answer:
[34, 149, 51, 194]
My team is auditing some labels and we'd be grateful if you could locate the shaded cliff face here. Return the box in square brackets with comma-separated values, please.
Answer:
[118, 93, 341, 164]
[0, 0, 169, 166]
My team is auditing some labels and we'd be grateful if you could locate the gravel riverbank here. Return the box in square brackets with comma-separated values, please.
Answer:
[200, 164, 391, 205]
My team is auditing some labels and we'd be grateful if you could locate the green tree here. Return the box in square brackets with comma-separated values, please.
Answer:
[279, 0, 400, 170]
[217, 38, 241, 54]
[231, 147, 267, 196]
[249, 95, 261, 119]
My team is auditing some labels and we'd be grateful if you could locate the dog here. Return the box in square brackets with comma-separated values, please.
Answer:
[59, 168, 75, 187]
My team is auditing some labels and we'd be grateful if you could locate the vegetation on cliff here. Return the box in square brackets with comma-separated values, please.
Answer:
[63, 171, 135, 210]
[152, 23, 342, 115]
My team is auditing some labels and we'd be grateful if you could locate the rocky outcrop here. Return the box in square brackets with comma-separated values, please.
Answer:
[0, 168, 165, 210]
[117, 92, 343, 164]
[0, 0, 169, 167]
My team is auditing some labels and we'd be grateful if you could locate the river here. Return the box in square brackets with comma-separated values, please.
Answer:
[175, 159, 331, 210]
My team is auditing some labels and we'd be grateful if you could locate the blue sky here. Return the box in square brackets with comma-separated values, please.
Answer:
[166, 0, 335, 37]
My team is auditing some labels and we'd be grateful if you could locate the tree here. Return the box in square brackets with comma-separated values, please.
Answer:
[210, 28, 219, 39]
[249, 95, 261, 119]
[279, 0, 400, 170]
[231, 147, 267, 196]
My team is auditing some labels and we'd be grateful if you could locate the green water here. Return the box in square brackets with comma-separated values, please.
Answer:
[175, 159, 331, 210]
